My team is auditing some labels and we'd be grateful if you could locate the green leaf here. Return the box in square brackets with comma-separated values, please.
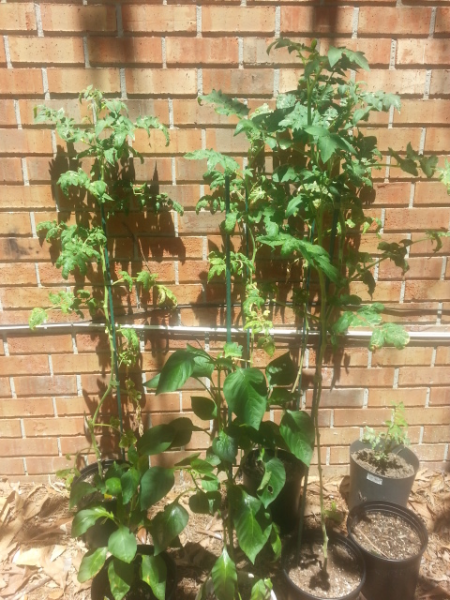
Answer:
[233, 489, 272, 564]
[105, 477, 122, 497]
[137, 424, 175, 456]
[280, 410, 315, 466]
[328, 46, 344, 68]
[136, 270, 158, 291]
[150, 502, 189, 555]
[108, 526, 137, 564]
[140, 467, 175, 510]
[211, 548, 237, 600]
[266, 352, 297, 387]
[156, 351, 196, 394]
[223, 342, 243, 358]
[222, 212, 237, 234]
[270, 524, 281, 560]
[141, 554, 167, 600]
[189, 490, 221, 514]
[212, 431, 238, 464]
[108, 558, 133, 600]
[257, 457, 286, 509]
[223, 368, 268, 430]
[199, 89, 249, 118]
[78, 547, 107, 583]
[121, 468, 140, 505]
[29, 307, 48, 330]
[71, 506, 113, 538]
[69, 480, 96, 509]
[250, 579, 273, 600]
[191, 396, 217, 420]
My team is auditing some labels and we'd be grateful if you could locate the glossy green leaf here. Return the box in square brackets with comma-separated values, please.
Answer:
[266, 352, 297, 387]
[108, 558, 133, 600]
[211, 548, 237, 600]
[156, 351, 196, 394]
[140, 467, 175, 510]
[77, 547, 107, 583]
[191, 396, 217, 420]
[233, 490, 272, 564]
[137, 424, 174, 456]
[257, 457, 286, 509]
[108, 525, 137, 563]
[212, 431, 238, 464]
[150, 502, 189, 555]
[69, 480, 96, 509]
[223, 368, 268, 430]
[141, 554, 167, 600]
[71, 506, 113, 538]
[121, 467, 140, 505]
[280, 410, 315, 466]
[250, 578, 273, 600]
[105, 477, 121, 496]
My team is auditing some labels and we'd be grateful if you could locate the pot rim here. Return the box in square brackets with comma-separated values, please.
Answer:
[197, 573, 278, 600]
[282, 531, 366, 600]
[347, 500, 429, 565]
[350, 439, 419, 479]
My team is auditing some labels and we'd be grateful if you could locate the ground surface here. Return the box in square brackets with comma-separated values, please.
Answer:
[0, 469, 449, 600]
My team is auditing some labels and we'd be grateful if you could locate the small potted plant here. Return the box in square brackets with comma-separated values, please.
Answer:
[348, 403, 419, 509]
[69, 423, 196, 600]
[145, 342, 315, 599]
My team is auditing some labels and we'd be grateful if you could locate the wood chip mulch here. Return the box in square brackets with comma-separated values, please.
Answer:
[0, 469, 448, 600]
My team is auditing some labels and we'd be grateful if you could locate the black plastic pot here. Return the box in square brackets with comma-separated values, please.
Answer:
[347, 501, 428, 600]
[72, 459, 127, 548]
[241, 449, 306, 534]
[282, 532, 366, 600]
[348, 440, 419, 510]
[91, 545, 177, 600]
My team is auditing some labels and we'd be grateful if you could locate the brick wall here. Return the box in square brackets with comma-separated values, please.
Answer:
[0, 1, 449, 480]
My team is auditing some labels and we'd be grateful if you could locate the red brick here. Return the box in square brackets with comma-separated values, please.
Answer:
[355, 70, 426, 96]
[397, 40, 450, 67]
[126, 69, 196, 96]
[203, 69, 273, 97]
[0, 419, 22, 438]
[59, 435, 118, 455]
[88, 37, 162, 66]
[203, 7, 276, 33]
[143, 393, 182, 413]
[410, 232, 450, 256]
[0, 397, 54, 417]
[350, 281, 402, 303]
[320, 427, 360, 446]
[51, 353, 111, 375]
[305, 388, 365, 408]
[280, 7, 354, 34]
[429, 388, 450, 406]
[399, 367, 450, 387]
[359, 7, 431, 35]
[320, 38, 392, 67]
[122, 5, 196, 33]
[0, 355, 49, 377]
[9, 37, 85, 65]
[0, 458, 25, 476]
[0, 238, 52, 262]
[384, 208, 450, 232]
[0, 69, 43, 96]
[0, 437, 58, 457]
[47, 68, 120, 95]
[415, 181, 450, 205]
[0, 101, 16, 126]
[27, 456, 73, 475]
[20, 99, 92, 126]
[24, 417, 85, 437]
[166, 38, 239, 66]
[372, 347, 433, 367]
[435, 346, 450, 366]
[365, 127, 421, 153]
[361, 182, 412, 207]
[0, 214, 31, 237]
[126, 99, 169, 124]
[410, 444, 446, 462]
[40, 4, 116, 33]
[134, 128, 202, 155]
[423, 425, 450, 443]
[0, 3, 36, 32]
[0, 377, 11, 397]
[405, 280, 450, 301]
[14, 375, 77, 396]
[205, 128, 250, 154]
[334, 408, 391, 427]
[378, 257, 443, 281]
[0, 130, 52, 156]
[179, 212, 222, 234]
[430, 71, 450, 96]
[0, 186, 55, 210]
[435, 7, 450, 34]
[320, 367, 395, 388]
[425, 128, 450, 153]
[368, 388, 427, 407]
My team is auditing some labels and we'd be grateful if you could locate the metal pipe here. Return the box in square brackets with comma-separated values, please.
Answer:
[2, 321, 450, 342]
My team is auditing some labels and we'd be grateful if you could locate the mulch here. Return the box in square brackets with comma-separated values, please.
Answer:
[0, 469, 449, 600]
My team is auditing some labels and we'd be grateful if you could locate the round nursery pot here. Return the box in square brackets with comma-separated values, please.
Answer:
[348, 440, 419, 510]
[91, 545, 177, 600]
[72, 459, 128, 548]
[242, 449, 306, 534]
[282, 532, 366, 600]
[347, 501, 428, 600]
[196, 572, 278, 600]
